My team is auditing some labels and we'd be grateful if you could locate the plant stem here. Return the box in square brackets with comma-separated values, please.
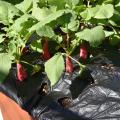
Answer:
[69, 40, 78, 55]
[69, 38, 81, 55]
[69, 55, 85, 68]
[110, 26, 120, 37]
[24, 31, 33, 42]
[87, 0, 90, 7]
[20, 60, 33, 67]
[62, 53, 86, 69]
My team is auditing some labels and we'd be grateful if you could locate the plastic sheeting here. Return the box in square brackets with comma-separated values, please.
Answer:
[1, 49, 120, 120]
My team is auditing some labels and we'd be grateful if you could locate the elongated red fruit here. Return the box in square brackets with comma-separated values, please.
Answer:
[17, 63, 27, 81]
[80, 44, 87, 60]
[65, 56, 73, 73]
[42, 40, 51, 60]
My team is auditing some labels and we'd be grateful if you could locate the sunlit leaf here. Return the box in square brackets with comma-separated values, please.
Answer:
[45, 53, 64, 86]
[0, 53, 11, 83]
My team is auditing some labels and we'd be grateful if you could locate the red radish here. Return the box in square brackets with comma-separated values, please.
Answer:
[80, 44, 87, 60]
[65, 56, 73, 73]
[22, 47, 29, 54]
[42, 40, 51, 60]
[17, 62, 27, 81]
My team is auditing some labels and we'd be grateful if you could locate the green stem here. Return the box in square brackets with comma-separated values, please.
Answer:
[20, 60, 33, 67]
[69, 55, 85, 68]
[66, 32, 70, 50]
[24, 31, 33, 42]
[69, 45, 76, 55]
[87, 0, 90, 7]
[110, 26, 120, 37]
[62, 53, 86, 69]
[69, 39, 81, 55]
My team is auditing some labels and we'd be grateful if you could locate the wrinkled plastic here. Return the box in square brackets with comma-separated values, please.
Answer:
[0, 57, 50, 106]
[27, 50, 120, 120]
[69, 50, 120, 119]
[1, 49, 120, 120]
[26, 59, 94, 120]
[29, 91, 90, 120]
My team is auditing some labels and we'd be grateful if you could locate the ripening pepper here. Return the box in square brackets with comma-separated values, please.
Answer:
[65, 56, 73, 73]
[17, 62, 27, 81]
[42, 40, 51, 60]
[80, 44, 87, 60]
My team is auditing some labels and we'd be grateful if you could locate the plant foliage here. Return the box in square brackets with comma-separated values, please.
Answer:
[0, 0, 120, 85]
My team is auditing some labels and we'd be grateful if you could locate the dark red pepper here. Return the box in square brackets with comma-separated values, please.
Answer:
[42, 40, 51, 60]
[65, 56, 73, 73]
[80, 44, 87, 60]
[17, 62, 27, 81]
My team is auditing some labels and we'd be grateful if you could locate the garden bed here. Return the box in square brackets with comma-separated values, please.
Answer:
[0, 0, 120, 120]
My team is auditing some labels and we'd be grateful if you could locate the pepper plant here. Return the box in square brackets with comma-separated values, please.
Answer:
[0, 0, 120, 86]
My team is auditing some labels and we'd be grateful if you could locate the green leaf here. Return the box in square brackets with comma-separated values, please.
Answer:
[0, 1, 20, 25]
[98, 0, 114, 4]
[30, 40, 42, 53]
[45, 53, 64, 86]
[54, 35, 63, 43]
[93, 4, 114, 19]
[0, 2, 8, 25]
[81, 4, 114, 20]
[60, 19, 79, 32]
[76, 26, 105, 47]
[47, 0, 66, 9]
[66, 0, 80, 8]
[8, 41, 17, 55]
[10, 14, 31, 33]
[0, 53, 11, 83]
[110, 35, 120, 46]
[32, 64, 41, 75]
[0, 34, 4, 43]
[38, 0, 47, 8]
[57, 12, 73, 27]
[29, 10, 68, 32]
[80, 8, 94, 20]
[74, 5, 86, 14]
[104, 30, 114, 37]
[68, 19, 79, 31]
[115, 1, 120, 8]
[8, 38, 24, 60]
[16, 0, 33, 12]
[56, 10, 77, 32]
[3, 0, 22, 5]
[32, 5, 57, 21]
[109, 10, 120, 27]
[0, 44, 4, 52]
[36, 25, 55, 38]
[17, 37, 26, 47]
[10, 14, 36, 37]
